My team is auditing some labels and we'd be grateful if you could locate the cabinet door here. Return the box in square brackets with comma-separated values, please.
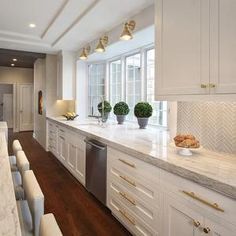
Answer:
[155, 0, 210, 96]
[58, 134, 67, 165]
[203, 218, 236, 236]
[68, 143, 77, 172]
[210, 0, 236, 94]
[164, 195, 203, 236]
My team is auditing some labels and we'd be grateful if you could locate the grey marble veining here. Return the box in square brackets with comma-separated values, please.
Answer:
[0, 132, 21, 236]
[47, 117, 236, 200]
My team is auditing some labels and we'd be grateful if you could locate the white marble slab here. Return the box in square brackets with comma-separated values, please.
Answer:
[0, 132, 21, 236]
[47, 117, 236, 200]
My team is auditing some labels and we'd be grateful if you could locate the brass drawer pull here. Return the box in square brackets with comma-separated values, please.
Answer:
[119, 175, 136, 187]
[201, 84, 208, 88]
[209, 83, 216, 88]
[193, 220, 201, 228]
[203, 227, 211, 234]
[118, 159, 135, 168]
[119, 209, 135, 225]
[119, 191, 136, 206]
[181, 190, 224, 212]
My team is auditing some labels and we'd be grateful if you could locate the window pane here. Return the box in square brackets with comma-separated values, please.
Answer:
[109, 60, 122, 107]
[146, 49, 167, 126]
[88, 63, 105, 116]
[125, 53, 141, 121]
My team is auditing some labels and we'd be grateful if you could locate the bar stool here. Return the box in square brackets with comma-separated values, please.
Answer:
[17, 170, 44, 236]
[39, 213, 63, 236]
[10, 140, 23, 170]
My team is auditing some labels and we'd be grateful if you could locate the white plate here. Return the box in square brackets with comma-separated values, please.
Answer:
[170, 143, 202, 156]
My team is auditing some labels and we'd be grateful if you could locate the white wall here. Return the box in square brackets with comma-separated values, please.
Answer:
[34, 59, 46, 148]
[0, 66, 33, 131]
[0, 84, 13, 120]
[75, 61, 88, 120]
[33, 54, 75, 149]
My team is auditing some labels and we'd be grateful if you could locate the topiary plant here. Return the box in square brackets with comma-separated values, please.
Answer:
[134, 102, 153, 118]
[113, 102, 130, 116]
[97, 100, 112, 113]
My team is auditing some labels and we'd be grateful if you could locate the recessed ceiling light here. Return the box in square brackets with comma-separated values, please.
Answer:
[11, 64, 15, 67]
[29, 23, 36, 28]
[13, 58, 17, 61]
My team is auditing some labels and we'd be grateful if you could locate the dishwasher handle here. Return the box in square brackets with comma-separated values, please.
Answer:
[84, 139, 106, 151]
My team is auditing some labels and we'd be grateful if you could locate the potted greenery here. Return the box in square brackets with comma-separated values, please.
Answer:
[134, 102, 153, 129]
[113, 102, 130, 124]
[97, 100, 112, 122]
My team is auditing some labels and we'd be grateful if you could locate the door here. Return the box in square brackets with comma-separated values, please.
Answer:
[155, 0, 210, 96]
[58, 134, 67, 165]
[210, 0, 236, 94]
[163, 195, 203, 236]
[19, 84, 33, 131]
[3, 94, 13, 128]
[203, 218, 236, 236]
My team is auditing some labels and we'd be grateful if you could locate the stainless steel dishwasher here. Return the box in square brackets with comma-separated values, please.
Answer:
[84, 138, 107, 205]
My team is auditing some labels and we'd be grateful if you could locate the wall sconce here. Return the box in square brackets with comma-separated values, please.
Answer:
[120, 20, 136, 40]
[79, 46, 90, 60]
[95, 36, 108, 53]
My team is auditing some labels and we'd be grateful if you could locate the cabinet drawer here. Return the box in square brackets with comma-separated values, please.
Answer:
[109, 180, 160, 231]
[109, 166, 160, 207]
[160, 170, 236, 226]
[109, 195, 157, 236]
[108, 147, 159, 184]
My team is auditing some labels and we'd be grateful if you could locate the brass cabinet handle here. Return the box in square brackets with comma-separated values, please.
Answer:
[118, 159, 135, 168]
[181, 190, 224, 212]
[201, 84, 208, 88]
[119, 191, 136, 206]
[118, 209, 135, 225]
[119, 175, 136, 187]
[193, 220, 201, 228]
[209, 83, 216, 88]
[203, 227, 211, 234]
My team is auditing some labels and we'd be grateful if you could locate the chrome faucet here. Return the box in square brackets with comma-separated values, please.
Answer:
[88, 95, 105, 122]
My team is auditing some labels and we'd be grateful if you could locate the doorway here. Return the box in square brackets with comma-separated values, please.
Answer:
[19, 84, 33, 131]
[0, 84, 13, 128]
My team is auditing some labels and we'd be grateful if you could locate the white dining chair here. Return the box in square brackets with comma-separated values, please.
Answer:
[10, 139, 23, 170]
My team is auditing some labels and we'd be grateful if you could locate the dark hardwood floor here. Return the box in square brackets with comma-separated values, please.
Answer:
[8, 130, 131, 236]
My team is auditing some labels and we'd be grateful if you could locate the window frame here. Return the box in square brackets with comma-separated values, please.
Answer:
[86, 44, 169, 128]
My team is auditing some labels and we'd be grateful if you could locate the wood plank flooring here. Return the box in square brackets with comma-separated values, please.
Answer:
[8, 130, 131, 236]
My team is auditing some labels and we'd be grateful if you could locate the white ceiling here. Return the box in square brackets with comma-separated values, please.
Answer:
[0, 0, 154, 53]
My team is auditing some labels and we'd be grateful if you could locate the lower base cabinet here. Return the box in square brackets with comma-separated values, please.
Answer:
[47, 120, 85, 186]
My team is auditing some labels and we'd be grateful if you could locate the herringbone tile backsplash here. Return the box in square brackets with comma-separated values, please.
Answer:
[177, 102, 236, 154]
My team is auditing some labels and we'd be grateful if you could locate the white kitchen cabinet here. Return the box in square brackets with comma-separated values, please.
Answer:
[155, 0, 236, 99]
[67, 130, 85, 185]
[155, 0, 210, 96]
[57, 50, 76, 100]
[58, 129, 67, 166]
[210, 0, 236, 94]
[163, 195, 203, 236]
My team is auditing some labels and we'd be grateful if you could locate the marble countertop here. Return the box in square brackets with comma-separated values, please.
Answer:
[47, 117, 236, 200]
[0, 132, 21, 236]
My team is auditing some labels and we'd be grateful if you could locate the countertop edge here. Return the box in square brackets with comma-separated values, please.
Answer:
[46, 117, 236, 200]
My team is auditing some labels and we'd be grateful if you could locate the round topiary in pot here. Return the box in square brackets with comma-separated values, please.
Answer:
[134, 102, 153, 129]
[97, 100, 112, 122]
[113, 102, 130, 124]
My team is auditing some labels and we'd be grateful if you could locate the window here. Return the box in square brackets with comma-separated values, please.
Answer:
[87, 45, 168, 127]
[125, 53, 141, 121]
[109, 60, 122, 106]
[88, 63, 105, 116]
[146, 49, 167, 126]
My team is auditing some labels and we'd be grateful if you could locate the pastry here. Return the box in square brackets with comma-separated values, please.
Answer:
[173, 134, 200, 148]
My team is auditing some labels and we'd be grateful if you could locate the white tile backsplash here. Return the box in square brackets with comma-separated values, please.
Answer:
[177, 102, 236, 154]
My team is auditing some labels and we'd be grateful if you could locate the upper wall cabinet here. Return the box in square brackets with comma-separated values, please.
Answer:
[155, 0, 236, 100]
[57, 51, 76, 100]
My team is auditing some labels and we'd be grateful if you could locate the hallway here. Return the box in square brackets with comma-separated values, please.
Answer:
[8, 130, 130, 236]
